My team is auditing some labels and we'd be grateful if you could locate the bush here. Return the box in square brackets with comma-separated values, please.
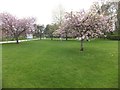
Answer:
[107, 35, 120, 40]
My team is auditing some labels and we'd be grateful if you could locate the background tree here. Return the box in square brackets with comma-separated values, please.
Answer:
[93, 0, 118, 35]
[52, 4, 65, 25]
[118, 1, 120, 36]
[44, 24, 58, 40]
[0, 22, 1, 41]
[34, 24, 44, 39]
[52, 4, 66, 39]
[44, 24, 50, 37]
[102, 1, 118, 34]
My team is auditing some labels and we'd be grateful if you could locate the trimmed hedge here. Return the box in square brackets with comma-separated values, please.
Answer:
[107, 35, 120, 40]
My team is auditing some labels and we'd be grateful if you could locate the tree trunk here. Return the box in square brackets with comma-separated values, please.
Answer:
[16, 37, 19, 44]
[65, 32, 68, 41]
[39, 32, 41, 40]
[40, 34, 41, 40]
[51, 35, 53, 40]
[51, 38, 53, 40]
[80, 39, 84, 51]
[65, 35, 68, 41]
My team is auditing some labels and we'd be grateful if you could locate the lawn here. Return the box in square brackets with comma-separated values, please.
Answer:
[2, 39, 118, 88]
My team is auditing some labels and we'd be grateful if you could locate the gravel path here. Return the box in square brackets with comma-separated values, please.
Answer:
[0, 38, 39, 44]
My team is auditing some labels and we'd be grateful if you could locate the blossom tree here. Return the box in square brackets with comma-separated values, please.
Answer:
[55, 8, 115, 51]
[53, 11, 77, 40]
[0, 13, 36, 44]
[53, 22, 73, 40]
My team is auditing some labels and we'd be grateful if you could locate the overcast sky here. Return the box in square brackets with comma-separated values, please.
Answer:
[0, 0, 98, 25]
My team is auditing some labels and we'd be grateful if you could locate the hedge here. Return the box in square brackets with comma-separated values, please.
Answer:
[107, 35, 120, 40]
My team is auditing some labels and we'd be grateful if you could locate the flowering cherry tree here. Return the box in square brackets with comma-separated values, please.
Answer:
[53, 22, 75, 40]
[53, 11, 77, 40]
[0, 13, 36, 43]
[54, 8, 115, 51]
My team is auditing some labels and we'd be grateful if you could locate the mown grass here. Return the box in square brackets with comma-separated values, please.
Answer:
[2, 39, 118, 88]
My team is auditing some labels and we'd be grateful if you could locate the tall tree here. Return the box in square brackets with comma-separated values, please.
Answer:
[45, 24, 58, 40]
[52, 4, 65, 25]
[118, 1, 120, 35]
[34, 24, 44, 40]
